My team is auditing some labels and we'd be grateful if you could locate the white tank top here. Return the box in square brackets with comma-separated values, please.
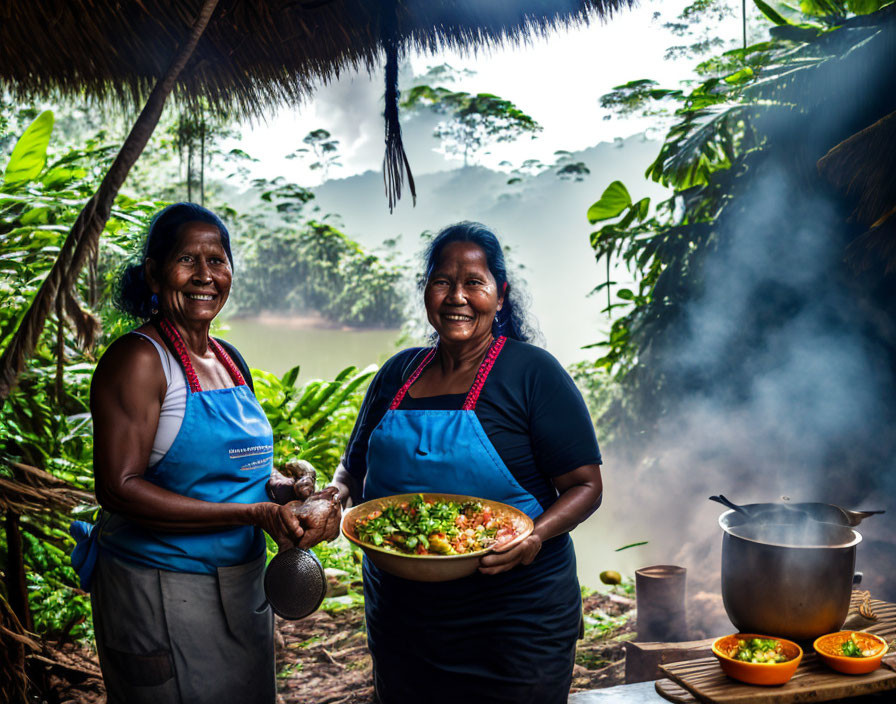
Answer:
[131, 331, 186, 466]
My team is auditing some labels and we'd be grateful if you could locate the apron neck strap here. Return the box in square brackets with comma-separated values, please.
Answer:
[389, 336, 507, 411]
[156, 318, 246, 393]
[390, 346, 437, 410]
[462, 336, 506, 410]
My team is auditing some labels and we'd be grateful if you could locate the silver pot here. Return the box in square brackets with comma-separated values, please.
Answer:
[719, 508, 862, 641]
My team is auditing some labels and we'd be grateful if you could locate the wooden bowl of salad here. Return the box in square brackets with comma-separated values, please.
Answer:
[341, 493, 534, 582]
[813, 631, 889, 674]
[712, 634, 803, 685]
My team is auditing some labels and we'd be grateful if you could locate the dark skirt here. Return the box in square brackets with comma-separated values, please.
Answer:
[364, 536, 582, 704]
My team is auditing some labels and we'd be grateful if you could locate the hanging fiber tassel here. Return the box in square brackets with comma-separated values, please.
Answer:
[382, 6, 415, 212]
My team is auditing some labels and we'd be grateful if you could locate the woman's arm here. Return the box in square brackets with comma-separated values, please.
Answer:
[478, 463, 602, 575]
[331, 463, 361, 508]
[91, 335, 304, 548]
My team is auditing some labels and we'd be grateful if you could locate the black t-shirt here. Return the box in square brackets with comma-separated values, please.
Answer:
[342, 338, 602, 511]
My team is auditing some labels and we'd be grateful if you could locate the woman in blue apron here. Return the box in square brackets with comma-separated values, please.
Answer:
[78, 204, 340, 704]
[332, 222, 603, 704]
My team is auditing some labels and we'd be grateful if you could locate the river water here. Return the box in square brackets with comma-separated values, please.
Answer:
[218, 317, 401, 382]
[218, 317, 638, 591]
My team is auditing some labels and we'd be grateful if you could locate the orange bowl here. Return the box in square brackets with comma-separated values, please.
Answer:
[712, 634, 803, 685]
[813, 631, 888, 674]
[341, 493, 534, 582]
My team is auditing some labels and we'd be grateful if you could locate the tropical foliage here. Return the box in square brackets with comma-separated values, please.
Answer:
[584, 0, 896, 445]
[287, 128, 343, 181]
[0, 106, 165, 641]
[402, 67, 542, 166]
[254, 363, 375, 477]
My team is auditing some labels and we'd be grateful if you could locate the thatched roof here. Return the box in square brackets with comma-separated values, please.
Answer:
[818, 109, 896, 271]
[0, 0, 634, 118]
[818, 109, 896, 227]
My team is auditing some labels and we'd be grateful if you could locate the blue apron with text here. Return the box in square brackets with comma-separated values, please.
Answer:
[77, 322, 271, 581]
[362, 338, 582, 704]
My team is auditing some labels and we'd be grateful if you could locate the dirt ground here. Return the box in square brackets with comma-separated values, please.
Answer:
[34, 590, 636, 704]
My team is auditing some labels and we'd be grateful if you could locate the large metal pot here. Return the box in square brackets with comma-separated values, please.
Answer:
[719, 507, 862, 641]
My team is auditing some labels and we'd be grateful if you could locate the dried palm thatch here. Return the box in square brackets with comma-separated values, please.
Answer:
[817, 109, 896, 271]
[0, 461, 95, 516]
[0, 0, 634, 118]
[844, 217, 896, 274]
[1, 595, 39, 704]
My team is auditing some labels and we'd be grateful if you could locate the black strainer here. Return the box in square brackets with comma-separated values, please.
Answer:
[263, 547, 327, 620]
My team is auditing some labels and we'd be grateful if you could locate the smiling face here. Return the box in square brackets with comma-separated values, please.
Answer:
[146, 221, 232, 326]
[424, 241, 504, 348]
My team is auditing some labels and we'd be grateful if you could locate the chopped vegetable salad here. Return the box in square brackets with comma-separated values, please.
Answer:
[723, 638, 792, 664]
[837, 633, 883, 658]
[355, 495, 521, 555]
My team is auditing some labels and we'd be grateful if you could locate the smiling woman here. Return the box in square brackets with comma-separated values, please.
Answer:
[331, 221, 604, 704]
[69, 203, 342, 704]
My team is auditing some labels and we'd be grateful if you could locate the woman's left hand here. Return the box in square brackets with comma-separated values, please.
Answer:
[478, 533, 542, 575]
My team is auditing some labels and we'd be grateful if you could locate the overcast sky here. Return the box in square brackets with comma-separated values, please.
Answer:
[231, 0, 749, 184]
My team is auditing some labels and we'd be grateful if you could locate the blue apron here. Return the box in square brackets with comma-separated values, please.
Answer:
[72, 320, 272, 587]
[362, 338, 582, 704]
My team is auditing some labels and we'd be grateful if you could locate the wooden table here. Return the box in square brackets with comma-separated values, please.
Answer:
[567, 680, 896, 704]
[653, 594, 896, 704]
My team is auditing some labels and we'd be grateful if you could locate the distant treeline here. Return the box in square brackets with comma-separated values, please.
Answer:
[232, 220, 406, 328]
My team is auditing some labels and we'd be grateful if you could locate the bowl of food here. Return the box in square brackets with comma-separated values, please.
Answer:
[341, 493, 534, 582]
[711, 634, 803, 685]
[813, 631, 889, 674]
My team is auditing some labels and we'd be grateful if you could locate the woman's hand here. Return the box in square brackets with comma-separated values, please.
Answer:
[266, 466, 315, 504]
[478, 463, 602, 576]
[253, 502, 305, 550]
[268, 460, 317, 504]
[478, 534, 542, 575]
[288, 487, 342, 549]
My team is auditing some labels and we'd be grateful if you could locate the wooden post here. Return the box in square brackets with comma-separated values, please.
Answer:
[0, 0, 221, 402]
[4, 512, 33, 633]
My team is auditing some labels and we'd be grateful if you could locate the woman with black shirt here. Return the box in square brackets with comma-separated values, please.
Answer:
[332, 222, 603, 704]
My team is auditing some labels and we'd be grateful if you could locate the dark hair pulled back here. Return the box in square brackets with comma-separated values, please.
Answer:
[423, 221, 535, 342]
[116, 203, 233, 319]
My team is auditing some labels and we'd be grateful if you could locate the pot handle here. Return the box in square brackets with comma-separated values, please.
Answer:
[853, 571, 863, 585]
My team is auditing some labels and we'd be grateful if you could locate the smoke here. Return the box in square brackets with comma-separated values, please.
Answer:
[576, 154, 895, 637]
[295, 66, 457, 178]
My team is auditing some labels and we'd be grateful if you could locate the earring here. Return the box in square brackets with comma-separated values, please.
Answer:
[150, 293, 160, 316]
[494, 309, 505, 335]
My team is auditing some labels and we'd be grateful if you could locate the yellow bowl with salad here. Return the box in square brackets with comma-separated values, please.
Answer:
[712, 634, 803, 685]
[341, 493, 534, 582]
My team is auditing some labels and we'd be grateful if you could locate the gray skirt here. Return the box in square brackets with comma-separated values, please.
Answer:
[91, 550, 275, 704]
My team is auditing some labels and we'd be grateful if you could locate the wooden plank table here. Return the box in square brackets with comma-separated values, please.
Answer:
[654, 595, 896, 704]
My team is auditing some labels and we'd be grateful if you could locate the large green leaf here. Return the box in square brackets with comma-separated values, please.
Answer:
[280, 365, 301, 388]
[4, 111, 54, 184]
[754, 0, 792, 24]
[799, 0, 845, 15]
[587, 181, 632, 223]
[847, 0, 887, 12]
